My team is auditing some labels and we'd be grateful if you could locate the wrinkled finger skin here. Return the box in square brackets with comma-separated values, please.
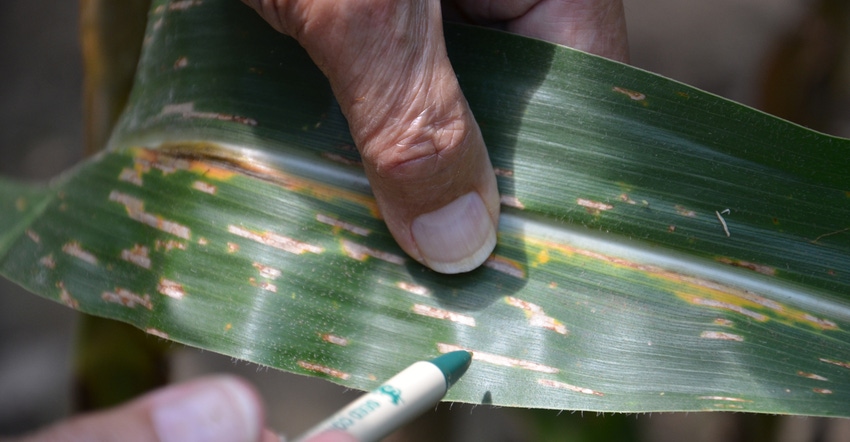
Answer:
[241, 0, 628, 273]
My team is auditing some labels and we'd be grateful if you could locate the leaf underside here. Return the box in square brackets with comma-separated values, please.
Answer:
[2, 0, 849, 416]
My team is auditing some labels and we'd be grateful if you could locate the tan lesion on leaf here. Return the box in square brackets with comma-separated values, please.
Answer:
[316, 213, 370, 236]
[249, 278, 277, 293]
[437, 343, 558, 374]
[320, 333, 349, 346]
[146, 328, 169, 339]
[191, 180, 217, 195]
[109, 191, 191, 239]
[297, 361, 350, 380]
[26, 229, 40, 244]
[613, 86, 647, 102]
[253, 262, 282, 280]
[483, 255, 526, 279]
[504, 297, 568, 335]
[102, 288, 153, 310]
[121, 244, 151, 269]
[577, 198, 613, 215]
[161, 102, 258, 126]
[118, 167, 144, 186]
[168, 0, 203, 10]
[700, 331, 744, 341]
[57, 282, 78, 309]
[819, 358, 850, 369]
[396, 281, 430, 296]
[500, 195, 525, 210]
[39, 254, 56, 269]
[538, 379, 603, 396]
[797, 371, 828, 381]
[228, 225, 323, 255]
[412, 304, 476, 327]
[155, 239, 187, 252]
[715, 257, 776, 276]
[341, 239, 404, 265]
[697, 396, 751, 402]
[158, 278, 186, 299]
[813, 388, 833, 394]
[62, 241, 98, 266]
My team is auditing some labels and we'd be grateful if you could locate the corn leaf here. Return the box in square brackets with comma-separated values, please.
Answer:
[2, 0, 849, 417]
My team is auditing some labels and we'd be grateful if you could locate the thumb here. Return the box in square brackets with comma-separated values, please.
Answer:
[244, 0, 500, 274]
[16, 376, 272, 442]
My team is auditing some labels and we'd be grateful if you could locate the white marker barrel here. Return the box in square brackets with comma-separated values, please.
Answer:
[294, 361, 447, 442]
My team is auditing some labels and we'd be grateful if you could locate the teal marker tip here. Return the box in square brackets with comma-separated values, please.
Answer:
[429, 350, 472, 389]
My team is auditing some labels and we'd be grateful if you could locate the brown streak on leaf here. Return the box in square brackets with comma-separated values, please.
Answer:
[297, 361, 350, 380]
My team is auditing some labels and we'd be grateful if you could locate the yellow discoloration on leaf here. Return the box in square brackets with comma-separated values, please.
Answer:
[412, 304, 476, 327]
[533, 249, 550, 267]
[297, 361, 350, 380]
[484, 255, 526, 279]
[538, 379, 603, 396]
[437, 343, 558, 374]
[15, 197, 26, 212]
[134, 145, 382, 217]
[525, 238, 838, 331]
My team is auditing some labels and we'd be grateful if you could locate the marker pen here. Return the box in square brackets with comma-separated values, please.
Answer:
[292, 350, 472, 442]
